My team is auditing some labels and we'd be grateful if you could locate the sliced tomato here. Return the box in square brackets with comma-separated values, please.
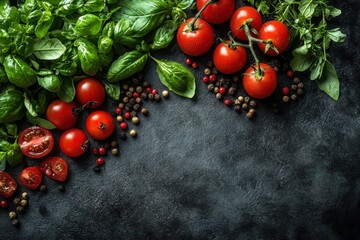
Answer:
[0, 171, 17, 198]
[18, 166, 42, 190]
[18, 126, 54, 159]
[40, 157, 68, 182]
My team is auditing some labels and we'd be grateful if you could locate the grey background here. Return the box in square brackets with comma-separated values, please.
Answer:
[1, 0, 360, 239]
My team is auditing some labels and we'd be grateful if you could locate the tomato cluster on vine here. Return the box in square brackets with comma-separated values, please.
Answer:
[176, 0, 291, 99]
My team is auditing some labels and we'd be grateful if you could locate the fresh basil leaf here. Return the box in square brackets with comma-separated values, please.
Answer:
[310, 59, 325, 81]
[82, 0, 105, 12]
[0, 2, 20, 30]
[57, 77, 75, 103]
[113, 19, 142, 49]
[171, 7, 187, 27]
[57, 61, 78, 76]
[0, 29, 11, 46]
[74, 14, 102, 36]
[26, 112, 56, 129]
[37, 75, 62, 92]
[6, 143, 23, 167]
[107, 50, 148, 82]
[0, 140, 12, 151]
[99, 51, 114, 68]
[15, 36, 35, 58]
[5, 123, 17, 137]
[0, 127, 7, 139]
[327, 28, 346, 43]
[290, 52, 315, 72]
[154, 58, 195, 98]
[103, 81, 120, 100]
[326, 6, 341, 19]
[299, 0, 318, 19]
[175, 0, 194, 10]
[0, 152, 6, 171]
[98, 36, 113, 54]
[3, 55, 37, 88]
[316, 60, 340, 100]
[56, 0, 84, 15]
[33, 38, 66, 60]
[27, 9, 42, 23]
[75, 38, 100, 76]
[102, 21, 114, 38]
[0, 89, 25, 123]
[35, 10, 54, 38]
[23, 92, 38, 117]
[0, 66, 8, 83]
[151, 20, 176, 50]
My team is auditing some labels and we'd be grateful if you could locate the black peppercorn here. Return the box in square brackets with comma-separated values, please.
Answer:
[208, 84, 215, 91]
[228, 87, 236, 96]
[291, 94, 298, 101]
[124, 106, 130, 112]
[123, 97, 129, 103]
[297, 82, 304, 89]
[12, 197, 21, 206]
[282, 95, 290, 103]
[39, 185, 47, 192]
[141, 92, 148, 100]
[141, 108, 149, 115]
[16, 205, 25, 214]
[93, 166, 101, 173]
[293, 77, 301, 84]
[206, 60, 214, 67]
[215, 81, 220, 87]
[58, 184, 65, 192]
[232, 76, 239, 83]
[119, 132, 127, 140]
[212, 68, 218, 75]
[291, 84, 298, 90]
[148, 93, 154, 100]
[126, 91, 133, 98]
[129, 97, 136, 105]
[133, 104, 140, 111]
[154, 94, 161, 101]
[296, 88, 304, 95]
[234, 105, 241, 113]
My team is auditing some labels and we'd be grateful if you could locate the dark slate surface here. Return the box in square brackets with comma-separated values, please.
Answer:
[1, 1, 360, 239]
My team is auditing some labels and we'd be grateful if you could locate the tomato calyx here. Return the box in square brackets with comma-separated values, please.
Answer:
[81, 101, 99, 110]
[81, 140, 90, 152]
[238, 18, 259, 36]
[98, 122, 107, 130]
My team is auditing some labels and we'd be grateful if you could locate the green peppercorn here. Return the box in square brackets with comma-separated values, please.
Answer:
[132, 116, 140, 125]
[282, 95, 290, 103]
[122, 84, 129, 90]
[216, 93, 223, 100]
[39, 185, 47, 192]
[21, 192, 28, 200]
[16, 205, 25, 214]
[204, 68, 211, 75]
[12, 197, 21, 206]
[12, 219, 20, 227]
[130, 129, 137, 137]
[111, 148, 119, 155]
[9, 211, 17, 220]
[250, 100, 257, 108]
[208, 84, 215, 91]
[162, 90, 169, 98]
[111, 140, 118, 148]
[293, 77, 301, 84]
[141, 108, 149, 115]
[291, 94, 298, 101]
[20, 199, 28, 207]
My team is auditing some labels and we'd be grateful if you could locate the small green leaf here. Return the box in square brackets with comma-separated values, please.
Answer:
[290, 52, 315, 72]
[6, 143, 23, 167]
[23, 92, 37, 117]
[316, 60, 340, 100]
[35, 10, 54, 38]
[151, 20, 176, 50]
[103, 81, 120, 100]
[74, 14, 102, 36]
[57, 78, 75, 103]
[5, 123, 17, 136]
[82, 0, 105, 12]
[299, 0, 318, 18]
[33, 38, 66, 60]
[154, 58, 195, 98]
[327, 28, 346, 43]
[37, 75, 62, 92]
[175, 0, 194, 10]
[310, 59, 325, 80]
[26, 112, 56, 129]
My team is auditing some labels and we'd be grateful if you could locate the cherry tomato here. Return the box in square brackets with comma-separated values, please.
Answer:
[177, 18, 214, 56]
[85, 111, 115, 140]
[197, 0, 235, 24]
[230, 6, 262, 41]
[257, 20, 290, 56]
[0, 171, 17, 198]
[243, 63, 278, 99]
[18, 126, 54, 159]
[76, 77, 105, 108]
[18, 166, 42, 190]
[40, 157, 68, 182]
[46, 99, 79, 130]
[59, 128, 89, 158]
[213, 41, 247, 74]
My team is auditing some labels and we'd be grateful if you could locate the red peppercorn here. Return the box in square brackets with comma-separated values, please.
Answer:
[133, 92, 140, 98]
[209, 74, 217, 82]
[282, 86, 290, 95]
[185, 58, 192, 66]
[146, 87, 152, 93]
[96, 158, 105, 166]
[115, 108, 121, 115]
[202, 76, 209, 83]
[191, 62, 198, 69]
[124, 112, 131, 119]
[224, 99, 232, 106]
[219, 87, 226, 95]
[287, 70, 294, 78]
[92, 147, 99, 155]
[0, 200, 8, 208]
[152, 89, 158, 95]
[120, 121, 128, 130]
[99, 147, 107, 156]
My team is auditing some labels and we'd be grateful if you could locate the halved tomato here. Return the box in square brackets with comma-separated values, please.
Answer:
[0, 171, 17, 198]
[18, 166, 42, 190]
[18, 126, 54, 159]
[40, 157, 68, 182]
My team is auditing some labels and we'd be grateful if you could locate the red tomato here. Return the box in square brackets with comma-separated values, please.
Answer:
[243, 63, 278, 99]
[85, 111, 115, 140]
[0, 171, 17, 198]
[230, 6, 262, 41]
[257, 20, 290, 56]
[197, 0, 235, 24]
[177, 18, 214, 56]
[76, 77, 105, 108]
[40, 156, 68, 182]
[46, 99, 79, 130]
[59, 128, 89, 158]
[213, 41, 247, 74]
[18, 126, 54, 159]
[18, 166, 42, 190]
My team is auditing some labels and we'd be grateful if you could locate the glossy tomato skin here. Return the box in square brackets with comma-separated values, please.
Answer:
[40, 156, 68, 182]
[86, 111, 115, 140]
[76, 77, 105, 108]
[18, 126, 54, 159]
[18, 166, 42, 190]
[243, 63, 278, 99]
[230, 6, 262, 41]
[0, 171, 17, 198]
[59, 128, 89, 158]
[213, 42, 247, 74]
[177, 18, 214, 56]
[197, 0, 235, 24]
[46, 99, 79, 130]
[257, 20, 290, 56]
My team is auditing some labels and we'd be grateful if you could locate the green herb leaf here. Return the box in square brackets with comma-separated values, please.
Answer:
[35, 10, 54, 38]
[0, 89, 25, 123]
[74, 14, 102, 36]
[82, 0, 105, 13]
[151, 20, 176, 50]
[103, 81, 120, 100]
[3, 55, 37, 88]
[175, 0, 194, 10]
[154, 58, 195, 98]
[56, 0, 84, 16]
[107, 50, 148, 82]
[290, 52, 315, 72]
[5, 143, 23, 167]
[316, 60, 340, 100]
[299, 0, 318, 19]
[5, 123, 17, 137]
[57, 77, 75, 103]
[23, 92, 38, 117]
[33, 38, 66, 60]
[327, 28, 346, 43]
[26, 112, 56, 129]
[37, 74, 62, 93]
[75, 38, 100, 76]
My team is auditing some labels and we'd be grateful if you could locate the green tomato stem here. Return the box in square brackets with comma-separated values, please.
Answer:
[243, 23, 263, 77]
[189, 0, 219, 31]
